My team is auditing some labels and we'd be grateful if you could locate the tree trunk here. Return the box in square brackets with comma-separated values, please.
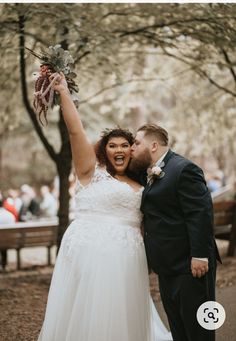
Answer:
[18, 14, 73, 249]
[55, 28, 73, 249]
[57, 166, 71, 249]
[56, 108, 72, 249]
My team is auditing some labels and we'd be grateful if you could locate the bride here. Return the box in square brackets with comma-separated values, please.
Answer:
[38, 73, 172, 341]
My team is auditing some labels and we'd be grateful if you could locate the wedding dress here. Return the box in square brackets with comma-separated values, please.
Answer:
[38, 166, 172, 341]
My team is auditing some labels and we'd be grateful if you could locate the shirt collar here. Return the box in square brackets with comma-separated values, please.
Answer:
[154, 150, 169, 167]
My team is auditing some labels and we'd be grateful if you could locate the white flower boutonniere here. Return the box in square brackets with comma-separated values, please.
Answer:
[147, 165, 165, 185]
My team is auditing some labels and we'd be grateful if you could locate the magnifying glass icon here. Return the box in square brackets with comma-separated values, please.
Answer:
[208, 312, 215, 319]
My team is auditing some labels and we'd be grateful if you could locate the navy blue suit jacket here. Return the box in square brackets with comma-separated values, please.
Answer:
[141, 150, 221, 276]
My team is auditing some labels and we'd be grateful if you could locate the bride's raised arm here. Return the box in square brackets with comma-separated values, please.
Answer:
[52, 73, 96, 183]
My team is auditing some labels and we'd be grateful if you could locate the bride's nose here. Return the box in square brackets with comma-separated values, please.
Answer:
[116, 145, 123, 152]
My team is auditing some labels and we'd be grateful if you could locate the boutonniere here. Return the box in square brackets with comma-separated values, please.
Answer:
[147, 163, 165, 185]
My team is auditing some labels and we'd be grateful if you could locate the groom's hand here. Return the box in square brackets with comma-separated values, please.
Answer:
[191, 258, 209, 278]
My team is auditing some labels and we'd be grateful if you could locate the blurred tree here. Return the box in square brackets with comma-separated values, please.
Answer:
[1, 3, 236, 246]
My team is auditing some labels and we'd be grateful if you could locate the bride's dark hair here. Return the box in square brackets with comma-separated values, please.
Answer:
[94, 127, 134, 177]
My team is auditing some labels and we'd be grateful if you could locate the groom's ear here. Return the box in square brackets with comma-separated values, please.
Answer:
[151, 140, 158, 152]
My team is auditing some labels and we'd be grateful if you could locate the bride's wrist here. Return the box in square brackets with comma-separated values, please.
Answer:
[58, 88, 70, 96]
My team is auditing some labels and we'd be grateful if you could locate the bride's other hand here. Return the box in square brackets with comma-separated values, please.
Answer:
[50, 72, 69, 94]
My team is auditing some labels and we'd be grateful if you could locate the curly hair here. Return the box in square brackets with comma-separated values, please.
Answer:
[94, 127, 134, 176]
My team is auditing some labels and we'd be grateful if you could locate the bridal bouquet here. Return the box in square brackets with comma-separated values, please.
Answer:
[27, 44, 79, 125]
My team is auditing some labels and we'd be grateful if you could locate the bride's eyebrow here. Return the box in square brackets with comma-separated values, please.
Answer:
[108, 142, 129, 146]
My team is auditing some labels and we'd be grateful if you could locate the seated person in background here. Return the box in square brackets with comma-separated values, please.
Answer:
[0, 193, 16, 224]
[6, 189, 23, 216]
[0, 193, 15, 270]
[3, 196, 19, 221]
[207, 174, 222, 193]
[40, 185, 58, 218]
[19, 184, 40, 221]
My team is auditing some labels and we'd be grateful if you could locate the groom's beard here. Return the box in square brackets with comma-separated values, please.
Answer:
[129, 148, 152, 173]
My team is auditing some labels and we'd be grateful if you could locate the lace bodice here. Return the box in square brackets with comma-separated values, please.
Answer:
[62, 166, 144, 260]
[74, 165, 143, 227]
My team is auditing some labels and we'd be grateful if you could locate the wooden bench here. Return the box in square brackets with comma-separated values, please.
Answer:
[213, 200, 236, 256]
[0, 220, 58, 270]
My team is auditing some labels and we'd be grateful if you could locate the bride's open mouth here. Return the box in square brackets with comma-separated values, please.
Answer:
[114, 155, 125, 166]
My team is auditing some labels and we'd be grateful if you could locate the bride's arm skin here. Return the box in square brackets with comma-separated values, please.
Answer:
[52, 73, 96, 183]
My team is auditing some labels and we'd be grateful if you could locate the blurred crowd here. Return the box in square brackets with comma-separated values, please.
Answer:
[0, 184, 58, 224]
[0, 169, 227, 226]
[206, 170, 225, 193]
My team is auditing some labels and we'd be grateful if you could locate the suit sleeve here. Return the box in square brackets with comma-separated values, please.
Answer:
[177, 163, 214, 258]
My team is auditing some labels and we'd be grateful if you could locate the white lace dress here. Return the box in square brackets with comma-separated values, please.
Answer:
[38, 166, 172, 341]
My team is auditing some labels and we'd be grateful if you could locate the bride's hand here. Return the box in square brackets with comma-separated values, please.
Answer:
[50, 72, 70, 94]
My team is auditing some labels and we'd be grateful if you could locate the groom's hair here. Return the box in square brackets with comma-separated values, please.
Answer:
[137, 124, 169, 146]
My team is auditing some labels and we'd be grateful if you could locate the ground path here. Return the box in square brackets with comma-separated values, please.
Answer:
[0, 243, 235, 341]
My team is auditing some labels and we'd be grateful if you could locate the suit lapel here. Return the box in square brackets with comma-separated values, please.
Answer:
[141, 149, 174, 205]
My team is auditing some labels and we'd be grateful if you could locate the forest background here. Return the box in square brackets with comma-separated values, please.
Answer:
[1, 2, 236, 241]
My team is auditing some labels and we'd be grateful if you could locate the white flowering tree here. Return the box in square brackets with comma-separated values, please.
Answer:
[1, 2, 236, 245]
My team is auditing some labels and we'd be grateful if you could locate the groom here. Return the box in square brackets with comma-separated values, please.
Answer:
[130, 123, 221, 341]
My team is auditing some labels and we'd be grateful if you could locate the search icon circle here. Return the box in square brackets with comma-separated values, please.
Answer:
[197, 301, 225, 330]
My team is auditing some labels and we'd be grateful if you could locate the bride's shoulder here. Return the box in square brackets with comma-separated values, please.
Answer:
[86, 163, 111, 184]
[75, 163, 110, 191]
[94, 163, 110, 177]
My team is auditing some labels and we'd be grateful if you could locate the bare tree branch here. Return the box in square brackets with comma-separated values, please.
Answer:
[115, 15, 235, 37]
[18, 14, 58, 163]
[80, 76, 180, 105]
[221, 48, 236, 84]
[160, 47, 236, 97]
